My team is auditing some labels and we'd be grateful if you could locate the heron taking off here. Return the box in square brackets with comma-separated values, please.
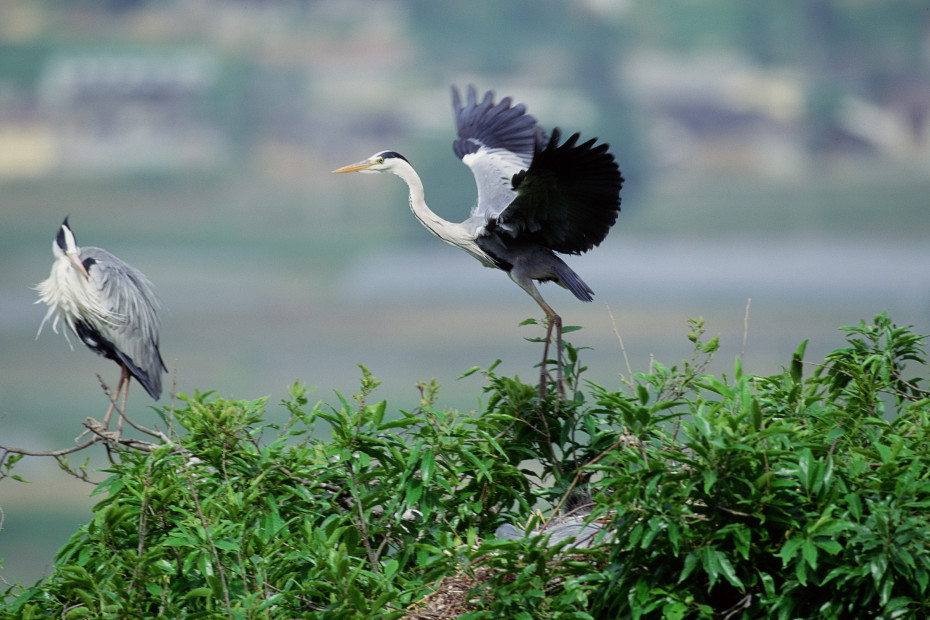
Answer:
[334, 85, 623, 396]
[36, 217, 166, 431]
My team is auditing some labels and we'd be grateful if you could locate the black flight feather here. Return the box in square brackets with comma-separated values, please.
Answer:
[452, 85, 540, 163]
[497, 128, 623, 255]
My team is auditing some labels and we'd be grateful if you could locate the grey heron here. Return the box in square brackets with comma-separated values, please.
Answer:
[36, 217, 166, 431]
[334, 86, 623, 397]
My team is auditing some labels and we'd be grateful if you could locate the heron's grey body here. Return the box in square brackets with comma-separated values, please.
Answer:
[37, 218, 166, 404]
[334, 86, 623, 395]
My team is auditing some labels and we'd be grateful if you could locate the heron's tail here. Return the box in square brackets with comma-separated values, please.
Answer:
[556, 264, 594, 302]
[118, 349, 165, 401]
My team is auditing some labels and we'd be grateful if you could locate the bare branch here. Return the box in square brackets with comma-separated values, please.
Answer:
[0, 438, 97, 460]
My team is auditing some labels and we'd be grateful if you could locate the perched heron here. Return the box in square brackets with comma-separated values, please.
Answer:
[36, 217, 166, 430]
[334, 85, 623, 396]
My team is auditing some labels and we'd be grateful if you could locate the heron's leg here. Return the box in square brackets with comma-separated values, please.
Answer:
[535, 303, 565, 400]
[103, 366, 130, 431]
[116, 372, 130, 435]
[539, 312, 555, 398]
[511, 273, 566, 400]
[75, 369, 126, 442]
[102, 375, 123, 430]
[547, 311, 565, 399]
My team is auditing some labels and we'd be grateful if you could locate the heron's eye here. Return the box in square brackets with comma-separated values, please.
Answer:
[378, 158, 384, 164]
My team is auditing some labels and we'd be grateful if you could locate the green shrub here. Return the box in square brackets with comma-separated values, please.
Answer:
[1, 313, 927, 619]
[584, 314, 930, 619]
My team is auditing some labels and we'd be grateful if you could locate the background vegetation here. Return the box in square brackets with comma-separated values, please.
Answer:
[2, 313, 927, 618]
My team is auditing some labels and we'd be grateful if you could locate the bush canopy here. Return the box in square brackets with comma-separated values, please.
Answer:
[1, 312, 928, 619]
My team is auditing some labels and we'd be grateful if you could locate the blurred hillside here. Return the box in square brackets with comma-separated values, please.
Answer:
[1, 0, 929, 587]
[1, 2, 928, 183]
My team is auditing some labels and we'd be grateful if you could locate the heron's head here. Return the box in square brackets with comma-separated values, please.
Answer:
[53, 217, 90, 278]
[333, 151, 410, 175]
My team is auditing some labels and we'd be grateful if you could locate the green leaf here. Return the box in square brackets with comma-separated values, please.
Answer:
[214, 539, 242, 551]
[405, 479, 423, 505]
[701, 546, 721, 587]
[797, 448, 813, 491]
[870, 554, 888, 586]
[459, 366, 482, 378]
[816, 539, 843, 555]
[460, 448, 492, 481]
[678, 551, 699, 584]
[802, 538, 818, 570]
[184, 587, 213, 599]
[421, 448, 435, 486]
[662, 601, 689, 620]
[715, 551, 745, 590]
[702, 469, 718, 494]
[779, 537, 803, 566]
[758, 570, 775, 598]
[382, 559, 399, 581]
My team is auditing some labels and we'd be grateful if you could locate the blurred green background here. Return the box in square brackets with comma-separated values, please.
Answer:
[1, 0, 929, 587]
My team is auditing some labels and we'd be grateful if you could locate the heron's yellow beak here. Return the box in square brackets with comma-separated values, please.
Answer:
[332, 159, 375, 173]
[68, 253, 90, 278]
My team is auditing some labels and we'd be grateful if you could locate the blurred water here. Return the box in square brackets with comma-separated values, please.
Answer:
[3, 214, 930, 588]
[7, 233, 929, 447]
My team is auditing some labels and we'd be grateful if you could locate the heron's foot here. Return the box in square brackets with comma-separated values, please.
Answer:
[78, 417, 103, 443]
[81, 416, 121, 444]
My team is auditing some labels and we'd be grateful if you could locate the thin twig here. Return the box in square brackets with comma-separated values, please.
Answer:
[546, 433, 639, 528]
[534, 398, 561, 479]
[119, 411, 174, 444]
[126, 457, 154, 597]
[606, 303, 634, 384]
[723, 594, 753, 620]
[182, 460, 234, 619]
[347, 461, 380, 574]
[742, 297, 751, 358]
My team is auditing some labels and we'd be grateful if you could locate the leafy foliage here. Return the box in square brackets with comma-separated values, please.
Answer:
[1, 313, 928, 619]
[587, 313, 930, 619]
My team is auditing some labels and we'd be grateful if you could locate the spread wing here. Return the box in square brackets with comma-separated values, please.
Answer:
[492, 128, 623, 255]
[451, 85, 546, 221]
[82, 246, 166, 399]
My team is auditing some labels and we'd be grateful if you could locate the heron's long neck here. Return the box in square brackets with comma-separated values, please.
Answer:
[35, 254, 112, 339]
[394, 163, 463, 245]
